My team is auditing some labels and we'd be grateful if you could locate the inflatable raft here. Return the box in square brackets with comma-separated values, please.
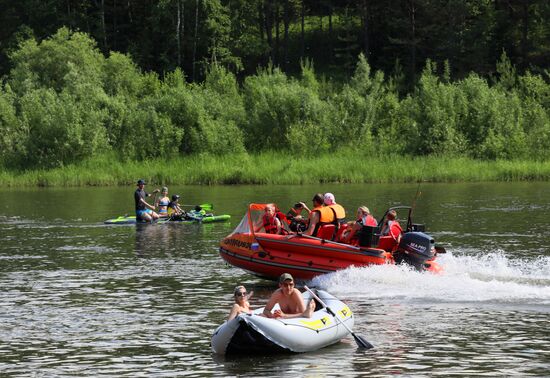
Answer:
[219, 203, 444, 281]
[104, 212, 230, 225]
[211, 289, 353, 354]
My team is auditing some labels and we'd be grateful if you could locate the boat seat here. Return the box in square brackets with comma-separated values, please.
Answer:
[334, 223, 349, 242]
[378, 235, 399, 252]
[316, 224, 336, 240]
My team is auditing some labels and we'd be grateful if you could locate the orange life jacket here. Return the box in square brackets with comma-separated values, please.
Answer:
[389, 220, 403, 240]
[311, 205, 336, 237]
[312, 206, 334, 224]
[262, 213, 279, 234]
[276, 211, 290, 225]
[362, 214, 377, 227]
[328, 204, 346, 222]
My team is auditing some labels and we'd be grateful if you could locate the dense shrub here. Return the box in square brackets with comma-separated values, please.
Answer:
[0, 27, 549, 171]
[8, 27, 104, 95]
[0, 85, 25, 166]
[243, 64, 330, 154]
[18, 88, 108, 168]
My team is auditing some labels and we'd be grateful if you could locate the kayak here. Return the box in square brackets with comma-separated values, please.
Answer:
[211, 289, 353, 354]
[104, 212, 231, 225]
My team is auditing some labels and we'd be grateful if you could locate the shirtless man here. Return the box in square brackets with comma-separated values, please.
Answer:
[263, 273, 315, 319]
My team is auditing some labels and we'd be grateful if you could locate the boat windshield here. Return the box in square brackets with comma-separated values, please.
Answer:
[229, 203, 291, 235]
[231, 213, 251, 234]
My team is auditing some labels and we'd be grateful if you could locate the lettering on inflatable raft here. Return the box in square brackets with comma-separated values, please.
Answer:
[223, 238, 252, 250]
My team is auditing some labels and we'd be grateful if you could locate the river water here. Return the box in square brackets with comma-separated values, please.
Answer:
[1, 183, 549, 376]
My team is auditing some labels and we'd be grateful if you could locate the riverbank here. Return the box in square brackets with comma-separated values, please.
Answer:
[1, 152, 549, 187]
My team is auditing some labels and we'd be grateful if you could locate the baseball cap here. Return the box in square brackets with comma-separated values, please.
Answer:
[171, 194, 180, 201]
[279, 273, 294, 283]
[324, 193, 335, 205]
[137, 179, 146, 185]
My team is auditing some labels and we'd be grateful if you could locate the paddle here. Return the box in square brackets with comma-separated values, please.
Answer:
[304, 285, 373, 350]
[181, 203, 214, 212]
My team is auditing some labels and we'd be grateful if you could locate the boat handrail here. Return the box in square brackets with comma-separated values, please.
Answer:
[296, 233, 362, 250]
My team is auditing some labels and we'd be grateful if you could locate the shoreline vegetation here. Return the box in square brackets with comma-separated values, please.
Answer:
[1, 153, 549, 187]
[1, 29, 549, 187]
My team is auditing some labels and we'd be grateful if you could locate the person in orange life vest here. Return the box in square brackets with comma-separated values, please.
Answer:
[274, 205, 289, 225]
[381, 209, 403, 241]
[323, 192, 346, 224]
[343, 206, 378, 244]
[303, 193, 335, 236]
[255, 203, 282, 234]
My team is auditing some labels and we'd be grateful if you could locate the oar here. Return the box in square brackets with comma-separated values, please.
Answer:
[181, 203, 213, 211]
[304, 285, 373, 350]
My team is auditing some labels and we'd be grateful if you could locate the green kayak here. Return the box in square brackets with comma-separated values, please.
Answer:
[104, 213, 231, 225]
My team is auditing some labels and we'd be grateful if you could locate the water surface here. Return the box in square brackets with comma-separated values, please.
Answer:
[1, 183, 549, 376]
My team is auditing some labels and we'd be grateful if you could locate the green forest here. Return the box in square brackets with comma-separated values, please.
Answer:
[0, 1, 549, 185]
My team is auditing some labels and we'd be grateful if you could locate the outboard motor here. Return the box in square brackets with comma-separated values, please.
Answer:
[394, 232, 435, 270]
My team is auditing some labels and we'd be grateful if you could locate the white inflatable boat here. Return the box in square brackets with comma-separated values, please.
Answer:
[211, 289, 354, 354]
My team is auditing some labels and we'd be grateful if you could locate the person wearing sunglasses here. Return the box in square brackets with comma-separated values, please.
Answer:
[263, 273, 314, 319]
[227, 285, 253, 321]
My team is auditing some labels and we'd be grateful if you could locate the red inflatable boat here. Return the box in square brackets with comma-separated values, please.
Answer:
[219, 203, 445, 281]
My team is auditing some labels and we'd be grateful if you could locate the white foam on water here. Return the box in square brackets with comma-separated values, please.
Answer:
[310, 250, 550, 306]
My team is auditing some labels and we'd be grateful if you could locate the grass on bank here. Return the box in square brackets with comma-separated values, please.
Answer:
[1, 152, 550, 187]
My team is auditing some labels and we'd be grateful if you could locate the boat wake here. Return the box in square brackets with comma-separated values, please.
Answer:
[311, 250, 550, 307]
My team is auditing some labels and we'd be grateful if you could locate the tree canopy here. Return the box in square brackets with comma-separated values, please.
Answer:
[0, 0, 548, 82]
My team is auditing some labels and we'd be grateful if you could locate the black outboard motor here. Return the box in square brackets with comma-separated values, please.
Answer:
[395, 232, 435, 270]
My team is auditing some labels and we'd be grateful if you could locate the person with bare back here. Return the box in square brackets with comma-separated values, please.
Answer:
[262, 273, 315, 319]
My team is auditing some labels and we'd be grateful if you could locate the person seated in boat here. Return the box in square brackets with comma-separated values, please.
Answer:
[286, 202, 309, 232]
[263, 273, 315, 319]
[273, 205, 290, 228]
[227, 285, 253, 321]
[255, 203, 282, 234]
[343, 206, 378, 244]
[323, 193, 346, 224]
[167, 194, 186, 220]
[155, 187, 170, 217]
[380, 209, 403, 241]
[134, 179, 160, 222]
[303, 193, 335, 237]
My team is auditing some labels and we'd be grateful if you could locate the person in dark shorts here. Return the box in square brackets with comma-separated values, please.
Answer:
[134, 179, 159, 222]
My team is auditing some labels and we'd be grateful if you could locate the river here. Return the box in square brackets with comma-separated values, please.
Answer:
[1, 183, 549, 376]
